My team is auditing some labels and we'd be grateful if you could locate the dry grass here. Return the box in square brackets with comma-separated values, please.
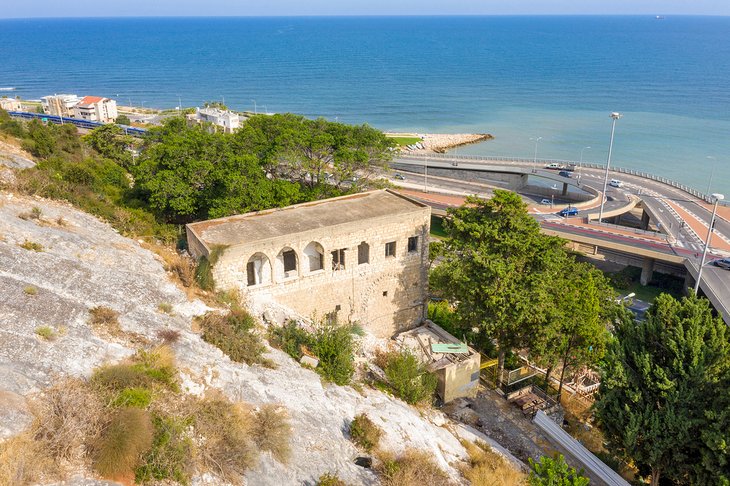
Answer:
[165, 252, 197, 288]
[34, 326, 56, 341]
[191, 396, 258, 482]
[91, 346, 179, 393]
[459, 440, 527, 486]
[18, 206, 42, 221]
[0, 432, 53, 486]
[252, 404, 291, 463]
[156, 328, 182, 344]
[89, 305, 121, 333]
[19, 239, 43, 252]
[317, 472, 347, 486]
[560, 395, 605, 454]
[157, 302, 174, 314]
[31, 378, 106, 464]
[93, 407, 154, 480]
[349, 413, 383, 453]
[376, 449, 452, 486]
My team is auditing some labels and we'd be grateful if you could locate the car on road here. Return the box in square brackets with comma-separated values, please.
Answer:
[559, 207, 579, 217]
[610, 179, 623, 188]
[545, 163, 561, 170]
[540, 198, 551, 205]
[712, 258, 730, 270]
[394, 173, 405, 180]
[558, 170, 572, 178]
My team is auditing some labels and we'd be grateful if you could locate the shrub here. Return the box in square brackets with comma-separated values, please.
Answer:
[376, 449, 451, 486]
[130, 347, 179, 391]
[112, 387, 153, 408]
[89, 306, 120, 328]
[460, 440, 526, 486]
[382, 350, 438, 405]
[349, 413, 383, 452]
[93, 407, 154, 479]
[35, 326, 56, 341]
[18, 206, 42, 220]
[32, 378, 105, 462]
[269, 320, 313, 360]
[192, 397, 258, 482]
[310, 323, 357, 386]
[158, 302, 173, 314]
[23, 285, 38, 295]
[157, 328, 182, 344]
[252, 404, 291, 463]
[19, 239, 43, 251]
[167, 253, 196, 288]
[317, 472, 347, 486]
[200, 310, 271, 367]
[92, 346, 178, 393]
[528, 454, 589, 486]
[0, 432, 52, 485]
[136, 415, 194, 485]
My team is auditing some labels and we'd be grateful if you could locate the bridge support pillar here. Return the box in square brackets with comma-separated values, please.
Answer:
[684, 272, 695, 295]
[562, 182, 568, 196]
[640, 257, 655, 286]
[640, 210, 650, 230]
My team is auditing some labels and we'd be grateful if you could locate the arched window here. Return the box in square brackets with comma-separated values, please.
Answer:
[358, 242, 370, 265]
[246, 253, 272, 286]
[304, 241, 325, 272]
[275, 247, 299, 280]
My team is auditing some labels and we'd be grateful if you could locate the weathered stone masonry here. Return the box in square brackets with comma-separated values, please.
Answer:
[186, 190, 431, 338]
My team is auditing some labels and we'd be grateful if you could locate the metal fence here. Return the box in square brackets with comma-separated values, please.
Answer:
[399, 152, 725, 206]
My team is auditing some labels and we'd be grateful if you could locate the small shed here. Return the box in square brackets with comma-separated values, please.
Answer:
[393, 320, 481, 403]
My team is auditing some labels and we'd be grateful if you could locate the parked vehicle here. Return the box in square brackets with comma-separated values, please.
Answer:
[559, 207, 579, 217]
[565, 163, 577, 172]
[394, 173, 405, 180]
[559, 170, 572, 178]
[545, 163, 561, 170]
[610, 179, 623, 188]
[713, 258, 730, 270]
[540, 198, 551, 205]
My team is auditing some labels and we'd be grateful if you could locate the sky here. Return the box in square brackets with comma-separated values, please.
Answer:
[2, 0, 729, 18]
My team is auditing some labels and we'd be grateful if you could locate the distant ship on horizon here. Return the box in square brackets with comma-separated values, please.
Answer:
[656, 15, 666, 20]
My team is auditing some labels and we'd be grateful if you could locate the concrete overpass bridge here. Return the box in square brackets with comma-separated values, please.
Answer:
[392, 154, 730, 324]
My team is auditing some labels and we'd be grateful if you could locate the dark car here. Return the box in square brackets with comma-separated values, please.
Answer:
[713, 258, 730, 270]
[559, 207, 578, 217]
[558, 170, 572, 178]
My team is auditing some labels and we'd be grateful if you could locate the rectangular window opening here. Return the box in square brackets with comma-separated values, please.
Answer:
[385, 241, 396, 258]
[407, 236, 419, 253]
[332, 249, 346, 271]
[283, 250, 297, 273]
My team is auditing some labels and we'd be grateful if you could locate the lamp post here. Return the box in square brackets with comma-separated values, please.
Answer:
[706, 156, 716, 196]
[531, 136, 542, 172]
[694, 193, 725, 294]
[551, 183, 558, 209]
[598, 113, 622, 223]
[424, 155, 429, 193]
[578, 146, 591, 184]
[251, 99, 257, 115]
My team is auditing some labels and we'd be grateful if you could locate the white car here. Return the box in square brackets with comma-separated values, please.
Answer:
[610, 179, 623, 188]
[545, 163, 561, 170]
[540, 198, 551, 205]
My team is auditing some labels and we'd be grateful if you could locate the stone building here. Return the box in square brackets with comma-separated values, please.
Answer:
[186, 190, 431, 337]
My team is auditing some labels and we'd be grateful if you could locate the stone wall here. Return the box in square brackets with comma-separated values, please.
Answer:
[207, 207, 431, 338]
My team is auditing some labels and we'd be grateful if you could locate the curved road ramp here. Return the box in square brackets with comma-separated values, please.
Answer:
[533, 410, 629, 486]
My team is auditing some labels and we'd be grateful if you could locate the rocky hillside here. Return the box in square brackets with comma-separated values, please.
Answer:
[0, 190, 522, 485]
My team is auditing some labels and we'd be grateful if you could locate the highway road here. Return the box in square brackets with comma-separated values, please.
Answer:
[391, 154, 730, 322]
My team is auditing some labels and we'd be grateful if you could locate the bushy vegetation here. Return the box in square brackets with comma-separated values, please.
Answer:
[349, 413, 383, 452]
[34, 325, 56, 341]
[93, 407, 154, 479]
[19, 239, 43, 251]
[528, 454, 588, 486]
[269, 320, 358, 385]
[459, 440, 526, 485]
[378, 349, 438, 405]
[376, 448, 451, 486]
[199, 309, 272, 367]
[136, 415, 194, 484]
[317, 472, 347, 486]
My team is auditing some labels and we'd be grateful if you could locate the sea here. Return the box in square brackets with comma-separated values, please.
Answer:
[1, 16, 729, 193]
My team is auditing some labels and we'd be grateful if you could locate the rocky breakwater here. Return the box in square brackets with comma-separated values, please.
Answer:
[402, 133, 494, 154]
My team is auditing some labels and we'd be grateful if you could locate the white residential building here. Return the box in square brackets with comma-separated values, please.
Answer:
[190, 107, 241, 133]
[73, 96, 118, 123]
[41, 94, 80, 117]
[0, 98, 21, 111]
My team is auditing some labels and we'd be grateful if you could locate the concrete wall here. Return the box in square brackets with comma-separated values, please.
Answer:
[439, 352, 481, 403]
[204, 207, 431, 338]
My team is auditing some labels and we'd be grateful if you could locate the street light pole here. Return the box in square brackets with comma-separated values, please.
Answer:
[694, 193, 725, 294]
[598, 113, 622, 223]
[578, 146, 590, 184]
[251, 99, 257, 115]
[706, 156, 716, 196]
[531, 136, 542, 171]
[424, 155, 429, 193]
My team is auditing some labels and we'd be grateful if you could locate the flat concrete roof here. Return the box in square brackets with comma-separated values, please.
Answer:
[187, 189, 428, 249]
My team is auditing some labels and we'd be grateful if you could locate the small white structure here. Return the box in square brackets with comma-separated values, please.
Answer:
[41, 94, 80, 117]
[190, 107, 240, 133]
[74, 96, 118, 123]
[0, 97, 21, 111]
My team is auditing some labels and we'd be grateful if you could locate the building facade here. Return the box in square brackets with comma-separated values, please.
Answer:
[0, 98, 21, 111]
[189, 107, 241, 133]
[74, 96, 118, 123]
[186, 190, 431, 338]
[41, 94, 80, 117]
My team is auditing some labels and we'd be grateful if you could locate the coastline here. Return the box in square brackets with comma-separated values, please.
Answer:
[388, 132, 494, 154]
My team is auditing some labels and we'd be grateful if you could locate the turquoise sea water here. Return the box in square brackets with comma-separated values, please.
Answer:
[1, 16, 729, 193]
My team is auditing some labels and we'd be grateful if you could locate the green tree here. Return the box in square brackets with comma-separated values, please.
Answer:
[530, 258, 615, 400]
[528, 454, 589, 486]
[84, 124, 134, 167]
[594, 293, 730, 485]
[116, 114, 132, 125]
[430, 191, 566, 386]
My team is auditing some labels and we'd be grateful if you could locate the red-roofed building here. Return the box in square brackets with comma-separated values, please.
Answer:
[74, 96, 118, 123]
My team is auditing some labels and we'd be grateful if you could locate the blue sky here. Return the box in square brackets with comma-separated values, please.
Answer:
[2, 0, 729, 18]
